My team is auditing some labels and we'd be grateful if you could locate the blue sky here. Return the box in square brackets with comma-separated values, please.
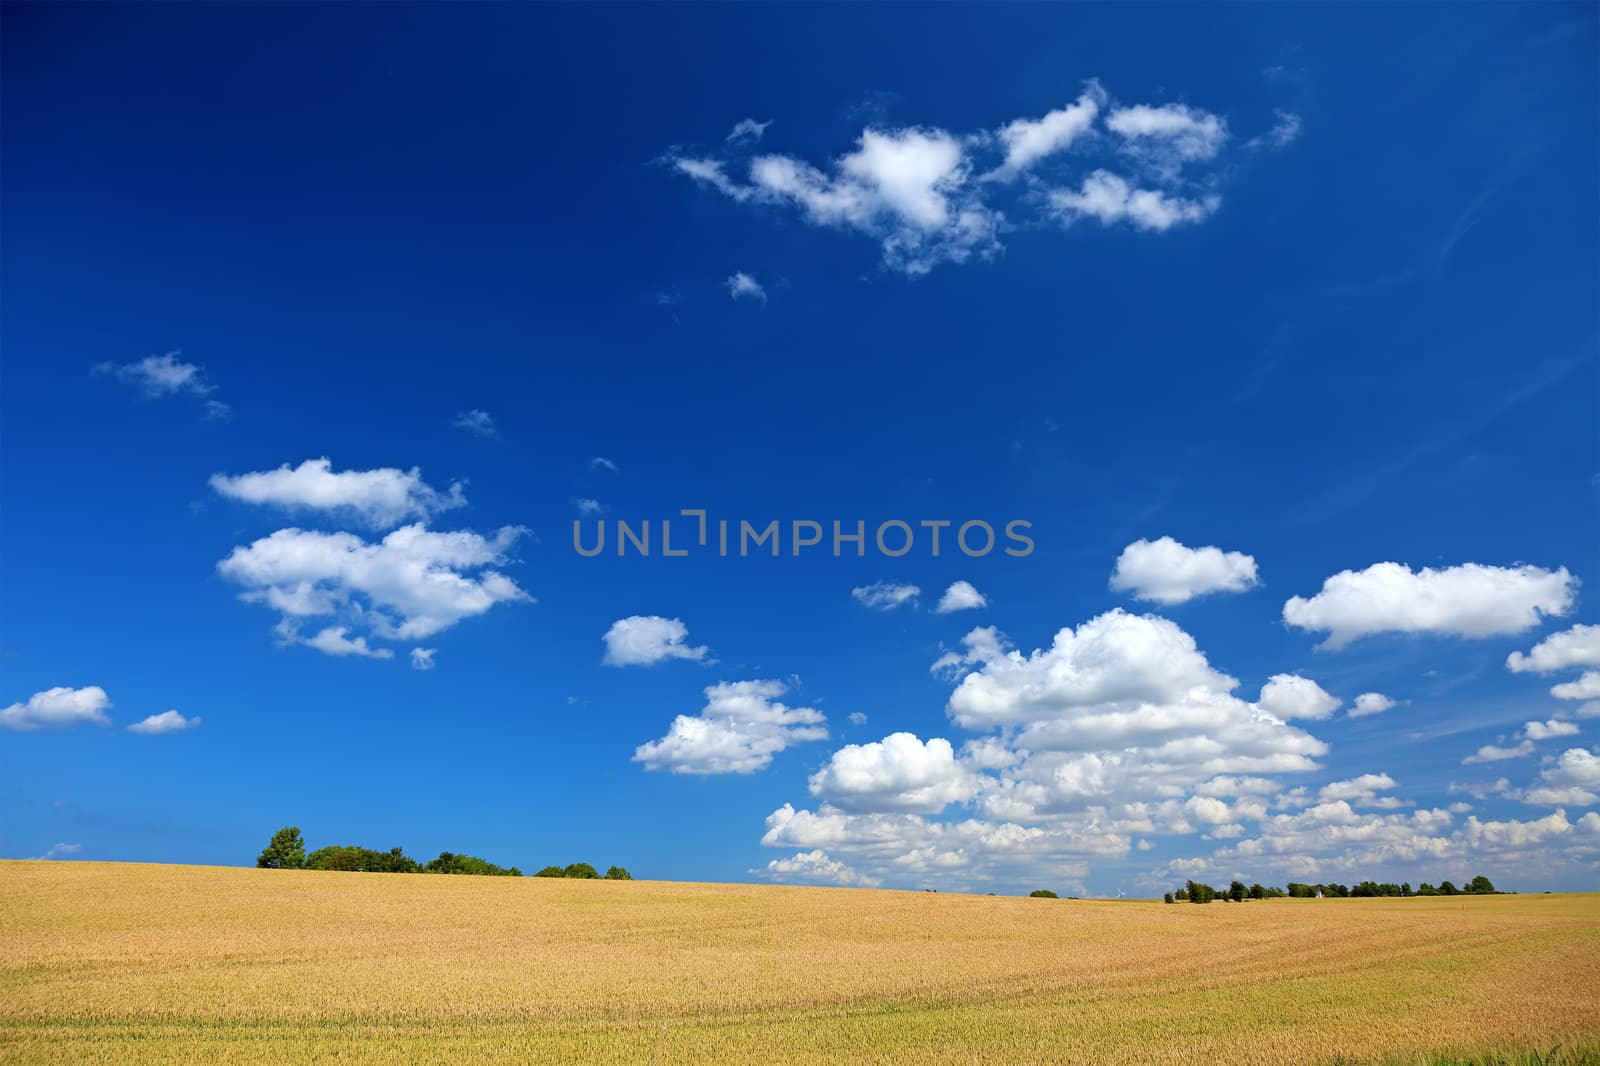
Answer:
[2, 4, 1597, 894]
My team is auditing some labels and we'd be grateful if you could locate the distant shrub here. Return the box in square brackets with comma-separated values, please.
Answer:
[604, 866, 632, 880]
[305, 845, 419, 874]
[563, 863, 600, 879]
[1029, 889, 1058, 899]
[425, 852, 521, 877]
[534, 865, 566, 878]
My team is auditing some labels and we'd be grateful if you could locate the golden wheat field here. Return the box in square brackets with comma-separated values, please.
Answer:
[1, 862, 1596, 1065]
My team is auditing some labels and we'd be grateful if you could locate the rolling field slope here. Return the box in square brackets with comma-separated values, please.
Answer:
[1, 861, 1596, 1064]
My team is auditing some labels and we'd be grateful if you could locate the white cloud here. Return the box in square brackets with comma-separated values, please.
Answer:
[294, 625, 394, 659]
[127, 710, 201, 735]
[1282, 562, 1577, 649]
[848, 712, 868, 726]
[1257, 674, 1341, 721]
[1246, 109, 1302, 150]
[852, 581, 920, 611]
[95, 351, 227, 416]
[726, 271, 767, 303]
[31, 843, 82, 861]
[210, 458, 467, 530]
[1318, 773, 1403, 808]
[602, 615, 710, 667]
[669, 86, 1253, 277]
[1507, 624, 1600, 674]
[1552, 671, 1600, 702]
[1105, 103, 1228, 177]
[1169, 801, 1589, 888]
[0, 686, 112, 732]
[1194, 775, 1282, 798]
[726, 118, 772, 144]
[1049, 170, 1219, 232]
[992, 84, 1104, 178]
[1522, 719, 1580, 741]
[1520, 748, 1600, 807]
[1463, 740, 1536, 764]
[755, 849, 879, 887]
[1109, 537, 1260, 605]
[934, 580, 987, 614]
[409, 648, 437, 671]
[808, 733, 981, 814]
[589, 457, 620, 474]
[633, 680, 827, 775]
[217, 523, 530, 649]
[1349, 692, 1397, 718]
[575, 498, 604, 515]
[452, 410, 498, 438]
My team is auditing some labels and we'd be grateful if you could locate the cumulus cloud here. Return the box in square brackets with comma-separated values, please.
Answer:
[452, 410, 498, 438]
[848, 712, 868, 726]
[1257, 674, 1341, 721]
[1168, 801, 1587, 888]
[852, 581, 920, 611]
[1318, 773, 1403, 808]
[808, 733, 982, 814]
[633, 680, 827, 775]
[127, 710, 201, 735]
[1507, 624, 1600, 674]
[668, 84, 1246, 275]
[935, 580, 987, 614]
[1521, 748, 1600, 807]
[1, 686, 112, 732]
[991, 84, 1104, 178]
[1552, 672, 1600, 702]
[409, 648, 436, 671]
[1522, 719, 1580, 741]
[1109, 537, 1260, 605]
[1049, 170, 1219, 231]
[217, 523, 530, 655]
[1105, 102, 1229, 174]
[293, 625, 394, 659]
[1463, 740, 1536, 765]
[726, 271, 766, 303]
[1282, 562, 1577, 649]
[755, 849, 879, 887]
[210, 458, 467, 530]
[94, 351, 229, 417]
[1349, 692, 1397, 718]
[602, 616, 710, 667]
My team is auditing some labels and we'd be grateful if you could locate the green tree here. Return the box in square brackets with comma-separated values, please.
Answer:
[256, 826, 307, 869]
[1163, 892, 1175, 904]
[1439, 880, 1458, 896]
[604, 865, 632, 880]
[425, 852, 521, 876]
[563, 862, 600, 879]
[1029, 889, 1059, 898]
[1249, 883, 1266, 900]
[534, 865, 566, 878]
[1467, 875, 1496, 895]
[1228, 880, 1248, 902]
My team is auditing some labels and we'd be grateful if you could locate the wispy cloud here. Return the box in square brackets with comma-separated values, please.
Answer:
[726, 271, 767, 303]
[453, 410, 499, 438]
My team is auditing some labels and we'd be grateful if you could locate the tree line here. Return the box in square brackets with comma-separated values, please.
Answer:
[1164, 874, 1497, 903]
[255, 827, 631, 880]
